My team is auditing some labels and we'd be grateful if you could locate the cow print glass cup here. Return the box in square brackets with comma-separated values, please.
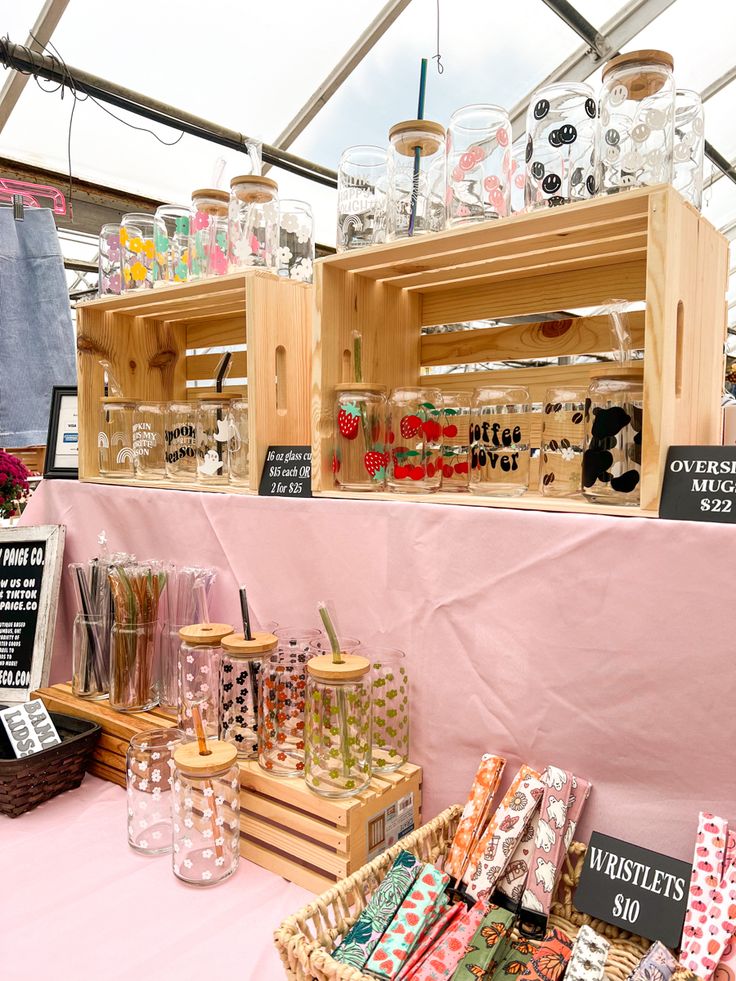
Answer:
[539, 387, 587, 497]
[524, 83, 597, 210]
[582, 367, 643, 506]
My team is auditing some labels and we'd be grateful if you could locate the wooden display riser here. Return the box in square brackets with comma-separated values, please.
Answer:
[34, 684, 422, 893]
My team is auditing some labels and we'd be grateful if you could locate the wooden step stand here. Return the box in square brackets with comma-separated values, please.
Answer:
[313, 185, 729, 517]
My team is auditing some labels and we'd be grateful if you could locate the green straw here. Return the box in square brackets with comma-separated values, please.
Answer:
[318, 602, 343, 664]
[352, 330, 363, 383]
[408, 58, 428, 237]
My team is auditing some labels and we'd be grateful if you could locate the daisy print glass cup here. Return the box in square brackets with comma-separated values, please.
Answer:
[177, 622, 234, 741]
[121, 213, 155, 291]
[277, 199, 314, 283]
[539, 386, 587, 497]
[127, 728, 185, 855]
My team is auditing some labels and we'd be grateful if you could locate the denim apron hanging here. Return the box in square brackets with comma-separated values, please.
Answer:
[0, 207, 76, 446]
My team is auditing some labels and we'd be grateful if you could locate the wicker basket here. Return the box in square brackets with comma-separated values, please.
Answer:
[275, 805, 651, 981]
[0, 711, 101, 818]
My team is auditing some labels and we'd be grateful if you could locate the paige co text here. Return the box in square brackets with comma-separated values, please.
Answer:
[471, 421, 523, 471]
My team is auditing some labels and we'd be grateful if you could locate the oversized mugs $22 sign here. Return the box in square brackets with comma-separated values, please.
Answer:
[659, 446, 736, 523]
[575, 831, 691, 947]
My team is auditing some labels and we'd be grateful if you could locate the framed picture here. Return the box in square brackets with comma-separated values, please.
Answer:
[43, 386, 78, 479]
[0, 525, 66, 704]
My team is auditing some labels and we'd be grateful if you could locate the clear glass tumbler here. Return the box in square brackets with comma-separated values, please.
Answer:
[98, 223, 122, 296]
[221, 631, 277, 760]
[110, 620, 158, 712]
[133, 401, 166, 479]
[305, 653, 372, 798]
[121, 213, 156, 290]
[469, 387, 531, 497]
[228, 398, 249, 487]
[510, 142, 527, 214]
[364, 646, 409, 772]
[673, 89, 705, 210]
[190, 189, 229, 279]
[177, 622, 233, 741]
[387, 120, 446, 240]
[278, 199, 314, 283]
[98, 397, 136, 477]
[447, 104, 511, 225]
[172, 741, 240, 886]
[159, 621, 184, 714]
[72, 613, 108, 700]
[439, 391, 471, 491]
[164, 401, 198, 482]
[194, 394, 235, 485]
[127, 728, 185, 854]
[334, 383, 388, 491]
[524, 83, 597, 209]
[582, 366, 643, 506]
[337, 145, 388, 250]
[153, 205, 191, 286]
[386, 387, 444, 492]
[228, 175, 279, 271]
[539, 387, 587, 497]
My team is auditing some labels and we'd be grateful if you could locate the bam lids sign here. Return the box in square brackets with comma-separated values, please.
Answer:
[575, 831, 691, 948]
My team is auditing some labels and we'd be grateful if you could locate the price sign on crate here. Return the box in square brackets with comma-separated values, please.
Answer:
[575, 831, 690, 947]
[660, 446, 736, 523]
[259, 446, 312, 498]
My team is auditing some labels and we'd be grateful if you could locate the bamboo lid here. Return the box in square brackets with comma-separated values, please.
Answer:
[174, 739, 237, 774]
[335, 382, 387, 393]
[179, 622, 234, 645]
[222, 631, 277, 656]
[189, 392, 242, 402]
[231, 175, 278, 203]
[603, 50, 674, 78]
[389, 119, 445, 157]
[307, 653, 370, 681]
[192, 187, 229, 203]
[589, 363, 644, 380]
[603, 51, 673, 101]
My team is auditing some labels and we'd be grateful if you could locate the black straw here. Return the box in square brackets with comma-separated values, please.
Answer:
[239, 585, 253, 641]
[215, 351, 232, 394]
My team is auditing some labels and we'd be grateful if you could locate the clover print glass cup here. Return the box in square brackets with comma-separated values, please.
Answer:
[127, 728, 185, 855]
[164, 401, 198, 482]
[334, 383, 388, 491]
[673, 90, 705, 211]
[221, 631, 277, 760]
[597, 50, 675, 195]
[133, 401, 166, 480]
[194, 394, 236, 485]
[305, 653, 372, 799]
[387, 120, 446, 240]
[121, 213, 156, 291]
[228, 398, 249, 486]
[469, 387, 531, 497]
[539, 387, 587, 497]
[582, 366, 643, 506]
[153, 205, 191, 286]
[447, 104, 511, 226]
[190, 188, 229, 280]
[524, 83, 597, 209]
[171, 740, 240, 886]
[228, 175, 279, 271]
[386, 387, 445, 493]
[364, 647, 409, 773]
[439, 391, 471, 491]
[98, 397, 136, 477]
[177, 622, 233, 741]
[98, 223, 122, 296]
[337, 145, 388, 250]
[277, 199, 314, 283]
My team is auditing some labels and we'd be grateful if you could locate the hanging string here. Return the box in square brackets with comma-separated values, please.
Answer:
[433, 0, 444, 74]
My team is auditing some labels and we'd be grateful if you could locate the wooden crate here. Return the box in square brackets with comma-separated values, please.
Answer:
[76, 270, 311, 493]
[313, 185, 729, 516]
[33, 684, 422, 894]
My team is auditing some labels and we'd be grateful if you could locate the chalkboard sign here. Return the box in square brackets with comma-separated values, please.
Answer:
[660, 446, 736, 523]
[0, 525, 65, 704]
[259, 446, 312, 498]
[575, 831, 691, 947]
[0, 699, 61, 758]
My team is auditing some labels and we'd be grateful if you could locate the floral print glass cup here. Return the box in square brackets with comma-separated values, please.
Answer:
[364, 646, 409, 772]
[121, 213, 156, 291]
[386, 387, 445, 492]
[98, 223, 122, 296]
[153, 205, 191, 285]
[228, 175, 279, 271]
[127, 728, 185, 854]
[277, 199, 314, 283]
[190, 188, 229, 279]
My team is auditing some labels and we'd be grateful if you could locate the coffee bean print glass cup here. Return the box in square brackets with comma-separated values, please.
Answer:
[539, 387, 587, 497]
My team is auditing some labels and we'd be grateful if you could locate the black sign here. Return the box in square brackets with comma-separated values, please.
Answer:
[259, 446, 312, 498]
[0, 540, 46, 693]
[575, 831, 691, 948]
[660, 446, 736, 523]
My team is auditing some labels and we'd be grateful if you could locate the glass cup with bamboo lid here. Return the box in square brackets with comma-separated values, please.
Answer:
[221, 630, 278, 760]
[228, 175, 279, 271]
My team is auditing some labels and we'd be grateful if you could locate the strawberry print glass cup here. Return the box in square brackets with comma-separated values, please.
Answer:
[447, 104, 511, 226]
[334, 383, 388, 491]
[386, 387, 444, 493]
[440, 391, 471, 491]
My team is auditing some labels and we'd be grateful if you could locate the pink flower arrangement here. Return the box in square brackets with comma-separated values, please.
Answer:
[0, 451, 31, 518]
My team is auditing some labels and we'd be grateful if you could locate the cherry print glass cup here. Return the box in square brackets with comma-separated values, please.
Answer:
[447, 104, 511, 225]
[386, 387, 445, 493]
[539, 386, 587, 497]
[127, 728, 185, 855]
[469, 386, 531, 497]
[439, 391, 471, 491]
[524, 83, 597, 210]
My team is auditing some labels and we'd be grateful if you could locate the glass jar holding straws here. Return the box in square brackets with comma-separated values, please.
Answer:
[164, 402, 198, 483]
[121, 213, 156, 291]
[98, 223, 122, 296]
[524, 83, 597, 209]
[539, 387, 587, 497]
[133, 402, 166, 480]
[447, 104, 511, 225]
[153, 205, 191, 286]
[127, 728, 185, 854]
[439, 391, 471, 491]
[386, 387, 445, 492]
[98, 397, 136, 477]
[171, 717, 240, 886]
[470, 387, 531, 497]
[673, 90, 705, 210]
[597, 50, 675, 195]
[178, 621, 233, 742]
[228, 176, 279, 271]
[221, 619, 277, 759]
[109, 563, 167, 712]
[337, 145, 388, 250]
[190, 189, 229, 280]
[387, 120, 446, 240]
[159, 565, 216, 714]
[69, 557, 117, 700]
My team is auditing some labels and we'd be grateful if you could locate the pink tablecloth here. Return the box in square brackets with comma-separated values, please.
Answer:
[21, 479, 736, 861]
[2, 775, 310, 980]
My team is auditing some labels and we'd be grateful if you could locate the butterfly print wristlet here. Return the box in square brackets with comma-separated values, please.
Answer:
[489, 937, 537, 981]
[517, 926, 572, 981]
[449, 903, 515, 981]
[446, 755, 506, 884]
